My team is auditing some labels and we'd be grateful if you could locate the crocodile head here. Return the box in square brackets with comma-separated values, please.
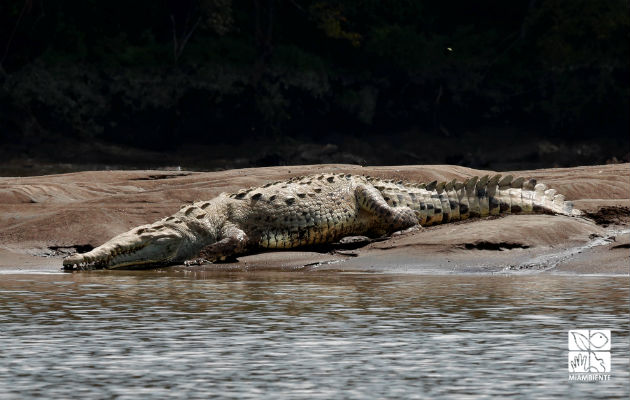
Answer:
[62, 223, 192, 270]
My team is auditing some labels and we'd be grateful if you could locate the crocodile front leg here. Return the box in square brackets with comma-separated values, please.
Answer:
[185, 224, 249, 265]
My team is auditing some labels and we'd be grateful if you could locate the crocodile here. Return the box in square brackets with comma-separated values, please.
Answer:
[62, 173, 582, 270]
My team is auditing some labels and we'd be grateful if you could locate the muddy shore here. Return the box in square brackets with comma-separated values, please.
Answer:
[0, 163, 628, 275]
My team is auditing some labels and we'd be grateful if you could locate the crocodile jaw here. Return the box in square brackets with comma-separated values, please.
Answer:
[62, 224, 187, 270]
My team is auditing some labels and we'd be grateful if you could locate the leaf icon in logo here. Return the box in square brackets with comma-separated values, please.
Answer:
[590, 331, 609, 349]
[571, 332, 590, 350]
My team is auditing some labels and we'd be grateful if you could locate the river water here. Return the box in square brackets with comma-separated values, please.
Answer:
[0, 270, 628, 399]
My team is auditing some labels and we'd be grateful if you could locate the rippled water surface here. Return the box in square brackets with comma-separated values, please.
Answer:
[1, 270, 628, 399]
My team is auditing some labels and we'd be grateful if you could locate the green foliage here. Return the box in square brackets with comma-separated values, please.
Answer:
[523, 0, 629, 128]
[272, 45, 327, 71]
[308, 2, 362, 46]
[0, 0, 627, 143]
[200, 0, 234, 35]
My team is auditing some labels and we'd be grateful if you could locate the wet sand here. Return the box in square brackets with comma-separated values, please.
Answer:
[0, 163, 628, 275]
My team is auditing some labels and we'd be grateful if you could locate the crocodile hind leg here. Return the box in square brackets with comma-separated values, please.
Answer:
[355, 184, 419, 235]
[185, 224, 249, 265]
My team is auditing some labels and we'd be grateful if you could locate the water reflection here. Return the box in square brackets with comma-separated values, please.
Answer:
[1, 272, 628, 399]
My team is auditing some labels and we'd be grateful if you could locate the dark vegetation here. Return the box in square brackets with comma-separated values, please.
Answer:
[0, 0, 628, 173]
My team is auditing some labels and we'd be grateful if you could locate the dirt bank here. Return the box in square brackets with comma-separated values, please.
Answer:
[0, 163, 628, 275]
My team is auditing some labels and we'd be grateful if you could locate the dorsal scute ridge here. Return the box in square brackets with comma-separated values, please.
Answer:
[226, 173, 578, 220]
[523, 178, 537, 191]
[535, 183, 547, 192]
[488, 174, 501, 186]
[477, 175, 489, 188]
[465, 176, 478, 191]
[511, 177, 525, 188]
[544, 188, 557, 199]
[425, 180, 438, 191]
[435, 181, 446, 194]
[498, 175, 513, 188]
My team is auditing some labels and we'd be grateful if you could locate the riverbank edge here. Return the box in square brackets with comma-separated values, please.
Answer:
[0, 163, 628, 275]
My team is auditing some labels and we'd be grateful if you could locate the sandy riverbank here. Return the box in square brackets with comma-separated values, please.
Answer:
[0, 163, 628, 275]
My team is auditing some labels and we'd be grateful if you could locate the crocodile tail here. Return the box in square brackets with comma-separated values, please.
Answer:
[373, 175, 581, 227]
[532, 182, 583, 216]
[423, 175, 581, 224]
[474, 174, 582, 218]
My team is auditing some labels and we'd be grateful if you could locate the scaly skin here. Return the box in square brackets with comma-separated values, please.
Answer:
[62, 173, 582, 270]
